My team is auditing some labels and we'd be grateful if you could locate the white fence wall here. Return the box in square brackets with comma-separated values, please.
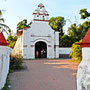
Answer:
[59, 48, 71, 54]
[0, 46, 12, 89]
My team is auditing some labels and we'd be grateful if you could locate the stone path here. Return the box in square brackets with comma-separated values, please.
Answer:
[9, 59, 79, 90]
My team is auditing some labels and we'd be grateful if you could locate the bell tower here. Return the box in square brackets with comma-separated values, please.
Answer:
[32, 3, 49, 21]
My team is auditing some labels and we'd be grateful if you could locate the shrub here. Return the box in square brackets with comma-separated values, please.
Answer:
[10, 54, 23, 70]
[70, 40, 82, 61]
[59, 35, 78, 47]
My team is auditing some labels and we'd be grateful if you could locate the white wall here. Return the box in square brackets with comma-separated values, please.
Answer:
[77, 48, 90, 90]
[0, 46, 12, 89]
[23, 21, 55, 59]
[12, 35, 23, 56]
[59, 48, 71, 54]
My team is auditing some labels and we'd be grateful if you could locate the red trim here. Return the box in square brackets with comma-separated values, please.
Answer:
[32, 13, 49, 16]
[76, 28, 90, 47]
[23, 45, 27, 47]
[76, 43, 90, 48]
[54, 45, 59, 48]
[45, 14, 49, 16]
[32, 12, 37, 15]
[30, 45, 34, 47]
[17, 26, 30, 36]
[48, 45, 51, 47]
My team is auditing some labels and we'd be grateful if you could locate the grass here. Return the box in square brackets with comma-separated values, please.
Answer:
[1, 54, 23, 90]
[1, 75, 10, 90]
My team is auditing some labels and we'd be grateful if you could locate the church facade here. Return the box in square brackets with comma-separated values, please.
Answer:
[13, 3, 59, 59]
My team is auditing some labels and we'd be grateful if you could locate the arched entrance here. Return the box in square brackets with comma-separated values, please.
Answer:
[35, 41, 47, 58]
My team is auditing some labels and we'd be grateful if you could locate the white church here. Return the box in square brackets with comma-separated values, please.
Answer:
[13, 3, 59, 59]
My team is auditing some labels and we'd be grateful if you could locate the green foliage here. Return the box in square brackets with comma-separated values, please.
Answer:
[70, 40, 82, 61]
[7, 34, 17, 48]
[1, 76, 10, 90]
[59, 35, 71, 47]
[1, 54, 23, 90]
[59, 35, 78, 47]
[49, 16, 66, 36]
[68, 21, 90, 41]
[17, 19, 32, 30]
[80, 8, 90, 20]
[10, 54, 23, 70]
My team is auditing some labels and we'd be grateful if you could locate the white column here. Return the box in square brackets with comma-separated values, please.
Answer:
[77, 48, 90, 90]
[54, 31, 59, 58]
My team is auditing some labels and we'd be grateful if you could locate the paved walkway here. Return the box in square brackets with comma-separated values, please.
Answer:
[9, 59, 79, 90]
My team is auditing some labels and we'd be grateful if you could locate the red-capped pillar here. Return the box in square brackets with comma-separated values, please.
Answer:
[0, 32, 8, 46]
[76, 28, 90, 90]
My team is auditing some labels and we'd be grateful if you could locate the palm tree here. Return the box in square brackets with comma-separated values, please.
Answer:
[0, 10, 11, 35]
[80, 8, 90, 20]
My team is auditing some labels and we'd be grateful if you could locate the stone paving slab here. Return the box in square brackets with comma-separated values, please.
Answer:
[9, 59, 79, 90]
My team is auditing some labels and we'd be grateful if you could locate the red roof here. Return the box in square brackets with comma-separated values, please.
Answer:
[76, 28, 90, 47]
[0, 32, 8, 46]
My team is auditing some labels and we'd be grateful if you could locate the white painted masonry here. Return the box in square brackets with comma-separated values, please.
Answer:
[0, 46, 12, 89]
[13, 3, 59, 59]
[22, 21, 59, 59]
[77, 48, 90, 90]
[59, 48, 71, 54]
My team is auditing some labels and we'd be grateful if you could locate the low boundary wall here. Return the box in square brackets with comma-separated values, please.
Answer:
[59, 48, 71, 59]
[0, 46, 12, 89]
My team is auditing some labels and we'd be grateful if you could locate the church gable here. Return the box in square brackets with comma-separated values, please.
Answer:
[29, 21, 54, 35]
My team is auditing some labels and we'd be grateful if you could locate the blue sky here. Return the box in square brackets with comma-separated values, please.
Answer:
[0, 0, 90, 34]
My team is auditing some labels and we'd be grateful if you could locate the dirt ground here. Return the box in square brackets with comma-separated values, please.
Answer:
[9, 59, 79, 90]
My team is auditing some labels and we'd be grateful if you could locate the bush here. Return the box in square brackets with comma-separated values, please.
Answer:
[70, 40, 82, 61]
[10, 54, 23, 70]
[1, 75, 10, 90]
[59, 35, 78, 47]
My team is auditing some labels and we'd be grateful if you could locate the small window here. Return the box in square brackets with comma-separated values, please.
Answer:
[37, 14, 39, 17]
[40, 7, 42, 9]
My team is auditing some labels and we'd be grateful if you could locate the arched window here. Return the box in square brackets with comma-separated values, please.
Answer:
[37, 14, 39, 17]
[43, 16, 45, 20]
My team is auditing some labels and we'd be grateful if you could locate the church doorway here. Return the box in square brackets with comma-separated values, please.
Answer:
[35, 41, 47, 58]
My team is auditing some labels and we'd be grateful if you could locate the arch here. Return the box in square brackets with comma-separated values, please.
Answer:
[35, 41, 47, 58]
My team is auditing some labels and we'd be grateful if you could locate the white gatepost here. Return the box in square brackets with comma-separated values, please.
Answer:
[77, 28, 90, 90]
[54, 31, 59, 58]
[0, 32, 12, 89]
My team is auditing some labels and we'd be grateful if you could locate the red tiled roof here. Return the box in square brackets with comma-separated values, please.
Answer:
[0, 32, 8, 46]
[76, 28, 90, 47]
[17, 26, 30, 36]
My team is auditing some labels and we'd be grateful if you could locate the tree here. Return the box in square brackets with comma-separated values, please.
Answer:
[68, 23, 81, 40]
[17, 19, 32, 30]
[59, 35, 71, 47]
[68, 21, 90, 41]
[80, 8, 90, 20]
[49, 16, 66, 36]
[81, 21, 90, 37]
[0, 10, 11, 35]
[59, 35, 78, 47]
[7, 34, 17, 48]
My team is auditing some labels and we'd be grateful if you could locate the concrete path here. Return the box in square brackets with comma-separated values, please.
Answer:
[9, 59, 79, 90]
